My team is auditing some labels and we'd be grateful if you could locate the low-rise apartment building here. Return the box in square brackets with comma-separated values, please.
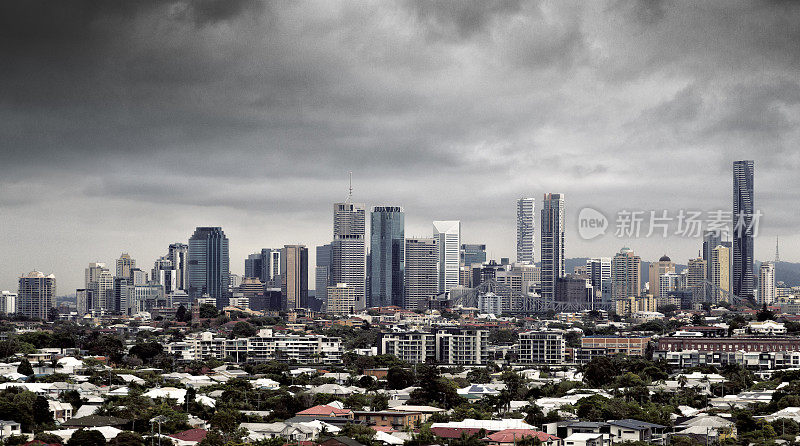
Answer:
[377, 328, 490, 365]
[654, 349, 800, 369]
[657, 336, 800, 354]
[166, 329, 342, 364]
[581, 336, 650, 356]
[517, 331, 565, 364]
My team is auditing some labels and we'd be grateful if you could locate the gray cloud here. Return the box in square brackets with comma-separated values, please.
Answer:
[1, 0, 799, 292]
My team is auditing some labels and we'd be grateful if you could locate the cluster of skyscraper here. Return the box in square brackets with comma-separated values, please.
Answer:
[5, 160, 766, 319]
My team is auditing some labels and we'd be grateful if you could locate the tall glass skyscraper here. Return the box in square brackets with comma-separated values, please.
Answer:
[540, 193, 565, 300]
[733, 160, 754, 299]
[188, 227, 230, 308]
[460, 244, 487, 266]
[315, 243, 332, 307]
[369, 206, 405, 308]
[281, 245, 308, 310]
[332, 202, 366, 310]
[516, 197, 535, 263]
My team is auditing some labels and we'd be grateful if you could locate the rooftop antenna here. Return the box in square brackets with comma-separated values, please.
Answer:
[346, 171, 353, 203]
[775, 236, 780, 263]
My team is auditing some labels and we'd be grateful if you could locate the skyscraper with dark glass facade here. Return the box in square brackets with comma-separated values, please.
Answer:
[732, 160, 754, 299]
[369, 206, 404, 308]
[540, 193, 565, 300]
[188, 227, 230, 308]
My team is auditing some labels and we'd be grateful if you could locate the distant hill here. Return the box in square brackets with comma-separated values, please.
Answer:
[562, 258, 800, 287]
[757, 261, 800, 287]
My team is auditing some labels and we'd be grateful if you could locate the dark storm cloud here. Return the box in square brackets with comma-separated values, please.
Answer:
[1, 1, 799, 291]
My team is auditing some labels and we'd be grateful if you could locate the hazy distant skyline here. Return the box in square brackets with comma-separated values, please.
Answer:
[1, 1, 799, 292]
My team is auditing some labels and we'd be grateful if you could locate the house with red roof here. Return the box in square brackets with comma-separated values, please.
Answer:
[486, 429, 561, 446]
[296, 405, 354, 419]
[168, 428, 208, 446]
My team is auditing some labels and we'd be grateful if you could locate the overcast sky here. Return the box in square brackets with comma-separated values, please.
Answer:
[2, 0, 799, 293]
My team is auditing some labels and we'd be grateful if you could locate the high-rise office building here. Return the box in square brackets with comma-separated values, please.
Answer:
[315, 244, 332, 307]
[369, 206, 405, 308]
[244, 249, 281, 285]
[244, 252, 265, 280]
[648, 255, 676, 298]
[188, 227, 230, 308]
[540, 193, 565, 300]
[612, 247, 641, 301]
[85, 262, 107, 289]
[404, 238, 439, 310]
[267, 249, 281, 286]
[116, 253, 135, 280]
[18, 271, 56, 320]
[733, 160, 755, 299]
[687, 257, 707, 302]
[168, 243, 189, 292]
[758, 262, 775, 306]
[658, 272, 682, 301]
[281, 245, 308, 310]
[332, 202, 366, 310]
[85, 262, 113, 313]
[433, 221, 461, 294]
[152, 257, 177, 294]
[516, 197, 535, 263]
[587, 257, 612, 303]
[114, 277, 133, 315]
[327, 283, 356, 315]
[710, 245, 730, 303]
[460, 244, 487, 267]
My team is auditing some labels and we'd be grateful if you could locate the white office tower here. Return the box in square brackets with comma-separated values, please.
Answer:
[516, 197, 535, 263]
[332, 202, 367, 311]
[433, 221, 461, 294]
[758, 262, 776, 306]
[168, 243, 189, 292]
[587, 257, 612, 302]
[85, 262, 107, 288]
[85, 262, 114, 313]
[0, 291, 17, 315]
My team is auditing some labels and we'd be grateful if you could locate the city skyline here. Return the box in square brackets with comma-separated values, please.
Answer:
[2, 178, 787, 295]
[2, 2, 800, 293]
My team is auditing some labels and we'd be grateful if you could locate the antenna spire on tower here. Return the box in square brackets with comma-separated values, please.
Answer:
[346, 171, 353, 202]
[775, 236, 780, 263]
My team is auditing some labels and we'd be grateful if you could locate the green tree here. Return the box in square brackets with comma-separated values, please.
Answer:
[17, 358, 34, 376]
[757, 304, 774, 321]
[231, 321, 257, 338]
[466, 368, 492, 384]
[387, 366, 415, 390]
[340, 423, 377, 445]
[33, 395, 53, 426]
[409, 364, 464, 409]
[33, 432, 64, 444]
[112, 431, 146, 446]
[199, 304, 219, 319]
[67, 429, 106, 446]
[583, 357, 618, 387]
[175, 305, 188, 322]
[129, 341, 164, 363]
[210, 408, 242, 434]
